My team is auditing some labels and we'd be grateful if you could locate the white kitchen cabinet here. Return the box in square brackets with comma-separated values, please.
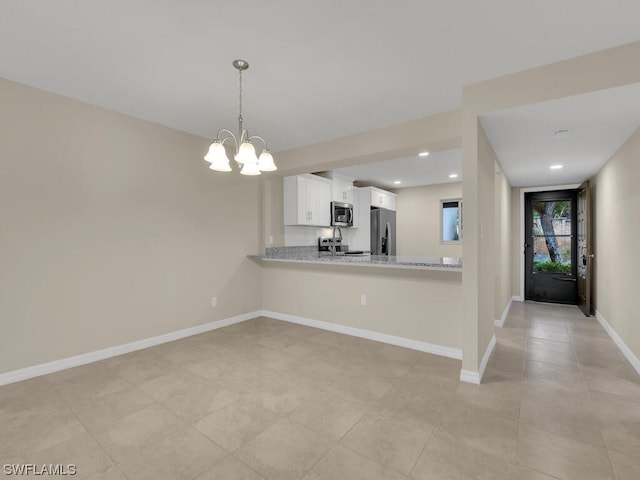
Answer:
[284, 174, 331, 226]
[349, 187, 371, 251]
[329, 173, 355, 204]
[316, 179, 331, 226]
[367, 187, 397, 211]
[351, 186, 360, 228]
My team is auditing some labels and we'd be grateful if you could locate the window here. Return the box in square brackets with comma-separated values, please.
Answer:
[531, 199, 572, 273]
[441, 199, 462, 243]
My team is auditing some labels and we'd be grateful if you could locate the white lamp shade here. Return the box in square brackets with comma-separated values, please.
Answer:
[204, 142, 226, 163]
[205, 142, 232, 171]
[258, 150, 277, 171]
[209, 159, 231, 172]
[235, 142, 258, 165]
[240, 161, 261, 176]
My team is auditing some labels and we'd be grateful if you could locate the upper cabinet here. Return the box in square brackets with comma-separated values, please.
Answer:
[329, 173, 355, 204]
[365, 186, 397, 211]
[284, 174, 331, 226]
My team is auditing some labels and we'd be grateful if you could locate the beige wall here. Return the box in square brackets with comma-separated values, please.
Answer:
[591, 126, 640, 362]
[0, 78, 262, 374]
[275, 110, 461, 175]
[476, 127, 497, 367]
[261, 176, 285, 250]
[464, 41, 640, 114]
[460, 119, 496, 372]
[261, 263, 463, 350]
[395, 183, 463, 257]
[494, 171, 513, 320]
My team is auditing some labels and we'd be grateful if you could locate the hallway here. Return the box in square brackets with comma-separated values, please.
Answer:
[487, 301, 640, 479]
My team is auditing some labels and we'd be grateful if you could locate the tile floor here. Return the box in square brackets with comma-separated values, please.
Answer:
[1, 302, 639, 479]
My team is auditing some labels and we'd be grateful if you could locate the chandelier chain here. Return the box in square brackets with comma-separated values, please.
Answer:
[238, 69, 243, 124]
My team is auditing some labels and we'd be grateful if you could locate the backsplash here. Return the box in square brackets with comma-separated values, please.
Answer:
[264, 244, 349, 257]
[264, 245, 318, 257]
[284, 225, 356, 247]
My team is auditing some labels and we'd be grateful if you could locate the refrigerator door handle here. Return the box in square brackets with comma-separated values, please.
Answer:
[383, 222, 391, 255]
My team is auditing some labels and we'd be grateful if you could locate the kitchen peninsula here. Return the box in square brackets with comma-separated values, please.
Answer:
[249, 246, 462, 272]
[253, 245, 464, 360]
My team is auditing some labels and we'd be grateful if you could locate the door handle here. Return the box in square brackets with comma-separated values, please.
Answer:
[553, 277, 577, 282]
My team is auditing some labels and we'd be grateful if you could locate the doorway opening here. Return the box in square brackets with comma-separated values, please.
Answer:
[524, 189, 578, 304]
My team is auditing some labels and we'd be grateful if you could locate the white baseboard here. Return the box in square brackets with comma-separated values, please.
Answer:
[1, 308, 465, 387]
[459, 334, 496, 385]
[0, 311, 262, 386]
[260, 310, 463, 360]
[459, 369, 481, 384]
[512, 295, 523, 302]
[494, 297, 514, 328]
[595, 309, 640, 377]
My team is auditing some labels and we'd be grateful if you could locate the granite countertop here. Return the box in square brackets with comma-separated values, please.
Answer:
[248, 246, 462, 272]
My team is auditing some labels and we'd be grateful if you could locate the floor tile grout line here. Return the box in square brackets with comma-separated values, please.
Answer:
[45, 367, 145, 476]
[58, 390, 130, 479]
[227, 451, 270, 480]
[290, 442, 333, 480]
[406, 410, 445, 478]
[508, 305, 526, 480]
[325, 365, 442, 479]
[518, 304, 622, 479]
[566, 315, 623, 480]
[57, 370, 233, 480]
[339, 443, 413, 479]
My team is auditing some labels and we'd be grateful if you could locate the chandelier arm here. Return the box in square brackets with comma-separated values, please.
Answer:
[217, 129, 239, 151]
[247, 135, 269, 151]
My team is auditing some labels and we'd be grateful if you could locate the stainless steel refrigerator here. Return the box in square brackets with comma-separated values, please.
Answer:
[370, 208, 396, 255]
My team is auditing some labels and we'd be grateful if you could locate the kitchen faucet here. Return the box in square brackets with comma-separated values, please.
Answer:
[331, 226, 342, 257]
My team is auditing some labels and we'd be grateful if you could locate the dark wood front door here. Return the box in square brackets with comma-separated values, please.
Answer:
[577, 180, 593, 316]
[525, 190, 578, 304]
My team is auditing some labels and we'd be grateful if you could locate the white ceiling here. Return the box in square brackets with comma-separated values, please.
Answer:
[333, 149, 462, 190]
[480, 83, 640, 187]
[2, 1, 640, 154]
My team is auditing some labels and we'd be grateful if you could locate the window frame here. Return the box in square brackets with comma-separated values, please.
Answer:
[440, 198, 463, 244]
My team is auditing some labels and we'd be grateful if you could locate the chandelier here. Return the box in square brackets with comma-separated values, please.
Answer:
[204, 59, 277, 175]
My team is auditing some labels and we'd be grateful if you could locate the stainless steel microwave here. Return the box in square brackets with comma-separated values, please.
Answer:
[331, 201, 353, 227]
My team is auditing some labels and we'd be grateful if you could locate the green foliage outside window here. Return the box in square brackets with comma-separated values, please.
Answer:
[533, 261, 571, 273]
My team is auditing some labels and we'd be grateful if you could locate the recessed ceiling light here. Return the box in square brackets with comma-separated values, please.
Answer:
[449, 173, 458, 178]
[549, 165, 563, 170]
[393, 180, 402, 185]
[553, 129, 569, 138]
[418, 151, 430, 157]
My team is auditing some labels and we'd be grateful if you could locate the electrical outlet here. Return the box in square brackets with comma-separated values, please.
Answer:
[361, 294, 367, 306]
[211, 296, 217, 307]
[268, 235, 274, 245]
